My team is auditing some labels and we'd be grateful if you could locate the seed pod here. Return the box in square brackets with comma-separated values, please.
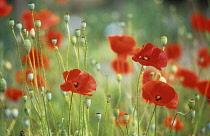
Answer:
[23, 39, 31, 54]
[28, 2, 35, 11]
[0, 72, 7, 92]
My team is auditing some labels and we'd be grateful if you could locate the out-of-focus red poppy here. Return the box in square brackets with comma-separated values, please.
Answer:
[142, 81, 178, 109]
[176, 67, 198, 88]
[0, 0, 12, 17]
[55, 0, 68, 2]
[115, 111, 130, 126]
[22, 48, 50, 69]
[60, 69, 96, 96]
[5, 88, 25, 102]
[196, 80, 210, 104]
[44, 29, 63, 51]
[142, 68, 159, 84]
[163, 116, 184, 130]
[107, 35, 137, 55]
[196, 47, 210, 68]
[15, 69, 44, 88]
[190, 13, 207, 32]
[132, 43, 168, 70]
[165, 43, 182, 61]
[111, 56, 133, 75]
[207, 19, 210, 33]
[21, 9, 60, 31]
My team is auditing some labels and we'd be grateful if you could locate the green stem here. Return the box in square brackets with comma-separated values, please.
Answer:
[48, 101, 57, 133]
[145, 105, 157, 136]
[65, 22, 71, 70]
[97, 120, 100, 136]
[68, 92, 74, 136]
[6, 120, 16, 136]
[116, 80, 121, 108]
[116, 118, 125, 136]
[126, 124, 129, 136]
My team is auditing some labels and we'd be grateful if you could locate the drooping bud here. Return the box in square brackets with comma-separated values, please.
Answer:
[95, 63, 101, 71]
[22, 95, 28, 102]
[22, 119, 30, 127]
[84, 98, 91, 108]
[11, 108, 19, 118]
[116, 74, 122, 82]
[161, 36, 167, 45]
[30, 28, 35, 39]
[195, 94, 200, 101]
[23, 39, 31, 54]
[27, 72, 33, 81]
[16, 22, 23, 31]
[35, 20, 41, 29]
[123, 113, 129, 122]
[188, 99, 195, 110]
[64, 14, 70, 22]
[150, 124, 155, 131]
[46, 91, 52, 101]
[70, 36, 77, 45]
[106, 94, 111, 103]
[3, 107, 11, 118]
[75, 29, 81, 37]
[81, 21, 86, 29]
[9, 19, 15, 27]
[95, 113, 102, 120]
[113, 108, 120, 118]
[52, 39, 57, 45]
[159, 76, 167, 83]
[40, 86, 45, 93]
[0, 72, 7, 92]
[28, 2, 35, 11]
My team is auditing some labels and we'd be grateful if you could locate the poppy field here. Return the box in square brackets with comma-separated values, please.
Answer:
[0, 0, 210, 136]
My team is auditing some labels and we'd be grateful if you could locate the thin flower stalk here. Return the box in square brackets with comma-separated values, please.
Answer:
[65, 21, 71, 70]
[68, 92, 74, 136]
[145, 105, 157, 136]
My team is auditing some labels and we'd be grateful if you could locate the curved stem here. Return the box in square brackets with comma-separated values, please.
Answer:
[116, 80, 121, 108]
[145, 105, 157, 136]
[68, 92, 74, 136]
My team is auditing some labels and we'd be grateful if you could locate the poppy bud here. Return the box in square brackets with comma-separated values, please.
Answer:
[80, 37, 85, 45]
[30, 28, 35, 38]
[4, 61, 12, 70]
[28, 2, 35, 11]
[207, 122, 210, 131]
[22, 119, 30, 127]
[22, 28, 27, 35]
[106, 94, 111, 103]
[130, 132, 137, 136]
[61, 91, 67, 97]
[9, 19, 14, 27]
[75, 29, 81, 37]
[40, 86, 45, 93]
[95, 63, 101, 71]
[46, 91, 52, 101]
[200, 128, 206, 134]
[3, 107, 11, 118]
[188, 99, 195, 110]
[150, 124, 155, 131]
[116, 74, 122, 82]
[159, 76, 167, 83]
[161, 36, 167, 45]
[64, 14, 70, 22]
[113, 108, 120, 118]
[22, 95, 28, 102]
[16, 22, 22, 31]
[35, 20, 41, 29]
[91, 59, 97, 65]
[123, 113, 129, 122]
[28, 89, 34, 98]
[11, 108, 19, 118]
[0, 72, 7, 92]
[23, 39, 31, 54]
[20, 131, 25, 136]
[52, 39, 57, 45]
[84, 98, 91, 108]
[96, 113, 102, 120]
[27, 72, 33, 81]
[81, 21, 86, 29]
[70, 36, 77, 45]
[24, 108, 30, 116]
[195, 94, 200, 101]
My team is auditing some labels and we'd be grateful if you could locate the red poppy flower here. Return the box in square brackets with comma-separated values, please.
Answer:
[111, 56, 133, 75]
[15, 69, 44, 87]
[0, 0, 12, 17]
[115, 111, 130, 126]
[60, 69, 96, 96]
[132, 43, 168, 70]
[22, 48, 50, 69]
[196, 80, 210, 104]
[44, 29, 63, 51]
[21, 9, 60, 31]
[207, 19, 210, 33]
[55, 0, 68, 2]
[5, 88, 25, 102]
[165, 43, 182, 61]
[163, 116, 184, 130]
[196, 47, 210, 68]
[142, 68, 159, 84]
[176, 68, 198, 88]
[190, 13, 207, 32]
[142, 81, 178, 109]
[107, 35, 137, 55]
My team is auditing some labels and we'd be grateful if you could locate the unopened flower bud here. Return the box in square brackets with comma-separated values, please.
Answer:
[64, 14, 70, 22]
[106, 94, 111, 103]
[150, 124, 155, 131]
[0, 72, 7, 92]
[161, 36, 167, 45]
[52, 39, 57, 45]
[70, 36, 77, 45]
[188, 99, 195, 109]
[3, 108, 11, 118]
[35, 20, 41, 29]
[40, 86, 45, 92]
[16, 22, 22, 31]
[95, 63, 101, 71]
[200, 127, 206, 134]
[46, 91, 52, 101]
[27, 72, 33, 81]
[28, 2, 35, 11]
[30, 28, 35, 38]
[11, 108, 19, 118]
[123, 113, 129, 122]
[207, 122, 210, 131]
[61, 91, 67, 96]
[80, 37, 85, 45]
[24, 108, 30, 116]
[81, 21, 86, 29]
[22, 28, 27, 34]
[22, 95, 28, 102]
[28, 89, 34, 98]
[84, 98, 91, 108]
[113, 108, 120, 118]
[9, 19, 15, 27]
[75, 29, 81, 37]
[159, 76, 167, 83]
[24, 39, 31, 54]
[195, 94, 200, 101]
[22, 119, 30, 127]
[116, 74, 122, 82]
[95, 113, 102, 120]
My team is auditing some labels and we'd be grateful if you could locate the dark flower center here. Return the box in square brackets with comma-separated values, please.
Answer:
[73, 82, 79, 88]
[139, 56, 149, 60]
[155, 95, 162, 101]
